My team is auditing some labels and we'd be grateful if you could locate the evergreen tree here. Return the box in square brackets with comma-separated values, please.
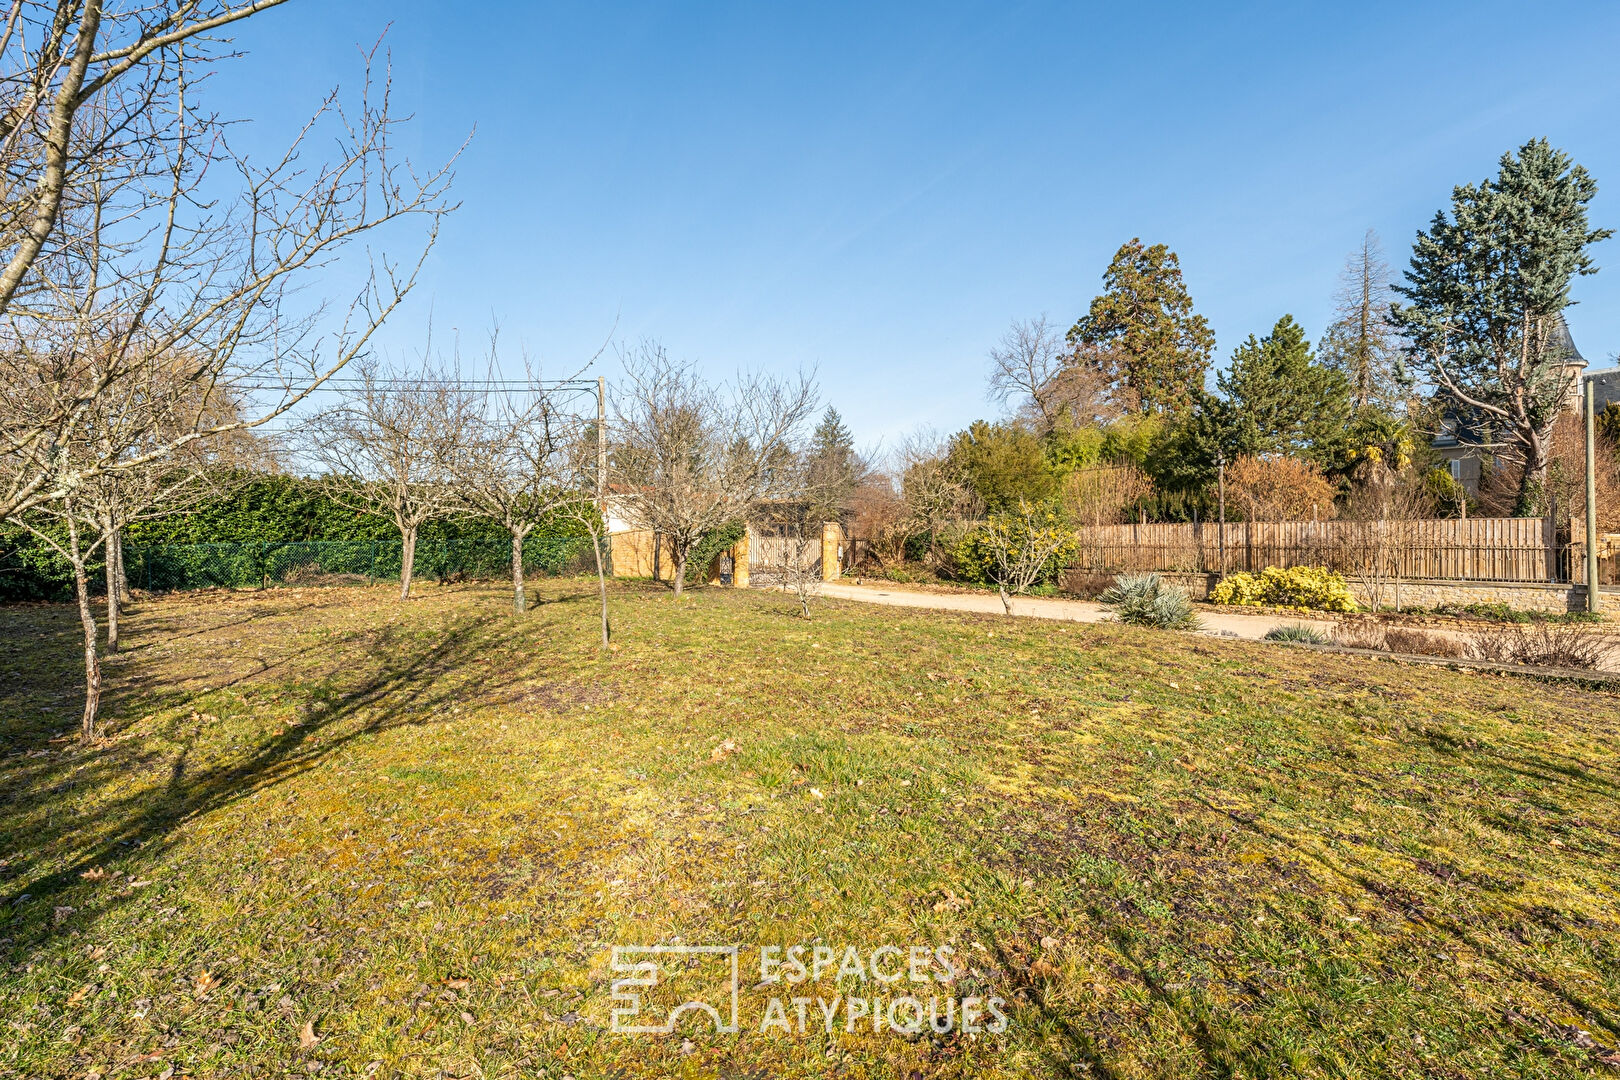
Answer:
[946, 420, 1055, 513]
[804, 406, 861, 519]
[1392, 138, 1612, 515]
[1068, 239, 1215, 416]
[1218, 315, 1351, 462]
[1318, 230, 1407, 413]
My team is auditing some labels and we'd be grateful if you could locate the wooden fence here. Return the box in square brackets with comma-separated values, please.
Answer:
[1068, 517, 1597, 583]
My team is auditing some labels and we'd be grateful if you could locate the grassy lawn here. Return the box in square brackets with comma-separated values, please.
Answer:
[2, 580, 1619, 1079]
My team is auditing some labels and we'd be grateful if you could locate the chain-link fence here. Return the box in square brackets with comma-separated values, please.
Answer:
[124, 535, 604, 593]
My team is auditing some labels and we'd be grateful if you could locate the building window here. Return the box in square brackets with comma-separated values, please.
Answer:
[1447, 459, 1462, 481]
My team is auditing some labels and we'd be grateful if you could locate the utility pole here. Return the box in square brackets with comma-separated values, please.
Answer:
[1586, 376, 1600, 613]
[1216, 451, 1227, 578]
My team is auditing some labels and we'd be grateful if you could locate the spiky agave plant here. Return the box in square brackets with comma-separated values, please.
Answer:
[1098, 573, 1201, 630]
[1263, 623, 1330, 644]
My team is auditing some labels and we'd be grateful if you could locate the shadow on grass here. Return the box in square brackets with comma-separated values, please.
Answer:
[1191, 791, 1620, 1048]
[0, 595, 534, 956]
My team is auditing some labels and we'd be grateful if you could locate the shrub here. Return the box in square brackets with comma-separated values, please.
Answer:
[1098, 573, 1201, 630]
[1331, 622, 1387, 651]
[1467, 623, 1614, 670]
[1384, 627, 1467, 658]
[1226, 455, 1337, 521]
[1434, 601, 1602, 625]
[1264, 624, 1329, 644]
[1210, 566, 1359, 612]
[1434, 601, 1529, 623]
[949, 502, 1077, 588]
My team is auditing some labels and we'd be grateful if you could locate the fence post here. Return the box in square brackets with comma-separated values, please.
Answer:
[368, 542, 376, 587]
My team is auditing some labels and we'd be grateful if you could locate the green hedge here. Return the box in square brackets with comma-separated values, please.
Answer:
[0, 472, 600, 602]
[123, 536, 598, 593]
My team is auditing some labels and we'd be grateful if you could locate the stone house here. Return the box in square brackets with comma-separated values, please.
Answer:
[1431, 314, 1616, 494]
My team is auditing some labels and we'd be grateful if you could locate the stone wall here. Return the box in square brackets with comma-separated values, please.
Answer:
[1352, 579, 1620, 615]
[1060, 566, 1619, 615]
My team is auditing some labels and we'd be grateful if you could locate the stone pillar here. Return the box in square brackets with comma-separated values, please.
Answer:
[733, 529, 750, 588]
[821, 522, 842, 582]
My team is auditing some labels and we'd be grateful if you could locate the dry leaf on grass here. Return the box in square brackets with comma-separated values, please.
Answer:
[194, 971, 219, 997]
[441, 977, 470, 990]
[79, 867, 107, 881]
[299, 1020, 320, 1050]
[708, 739, 738, 762]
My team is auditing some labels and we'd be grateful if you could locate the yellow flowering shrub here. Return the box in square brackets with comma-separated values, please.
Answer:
[1210, 566, 1359, 612]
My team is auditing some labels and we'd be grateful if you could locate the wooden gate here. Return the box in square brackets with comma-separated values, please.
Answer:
[748, 524, 821, 585]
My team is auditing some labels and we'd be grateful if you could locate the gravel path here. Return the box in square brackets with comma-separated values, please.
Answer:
[816, 580, 1334, 640]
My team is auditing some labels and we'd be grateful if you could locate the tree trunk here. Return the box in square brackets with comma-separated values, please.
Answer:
[511, 530, 526, 613]
[400, 526, 418, 600]
[672, 549, 687, 597]
[590, 526, 611, 647]
[1514, 446, 1550, 517]
[67, 515, 102, 742]
[113, 527, 130, 605]
[999, 583, 1013, 616]
[103, 521, 121, 654]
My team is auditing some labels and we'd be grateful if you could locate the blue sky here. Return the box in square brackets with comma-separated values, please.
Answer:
[213, 1, 1620, 449]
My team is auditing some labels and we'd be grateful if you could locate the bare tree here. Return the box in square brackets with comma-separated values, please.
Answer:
[609, 342, 816, 597]
[1337, 465, 1436, 612]
[451, 353, 594, 613]
[310, 356, 469, 600]
[1060, 462, 1154, 527]
[1, 27, 460, 523]
[75, 352, 257, 651]
[979, 500, 1075, 615]
[8, 491, 107, 736]
[7, 315, 266, 740]
[0, 1, 296, 317]
[1319, 230, 1406, 414]
[766, 523, 822, 618]
[563, 387, 613, 648]
[987, 315, 1130, 433]
[894, 428, 975, 569]
[846, 470, 907, 567]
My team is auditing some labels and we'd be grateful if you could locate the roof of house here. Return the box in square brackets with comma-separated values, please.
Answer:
[1590, 367, 1620, 411]
[1549, 312, 1586, 368]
